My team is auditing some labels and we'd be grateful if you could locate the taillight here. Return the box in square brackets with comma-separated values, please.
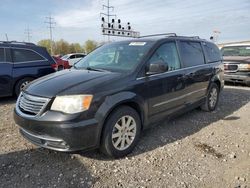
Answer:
[51, 63, 58, 71]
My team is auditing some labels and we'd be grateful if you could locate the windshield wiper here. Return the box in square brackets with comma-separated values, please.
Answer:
[85, 67, 109, 72]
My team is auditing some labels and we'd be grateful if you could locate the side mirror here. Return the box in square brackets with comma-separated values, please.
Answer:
[146, 61, 168, 75]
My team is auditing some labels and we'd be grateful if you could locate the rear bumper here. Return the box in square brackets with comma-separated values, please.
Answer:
[14, 109, 100, 152]
[224, 72, 250, 84]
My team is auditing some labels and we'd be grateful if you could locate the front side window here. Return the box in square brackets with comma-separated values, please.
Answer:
[75, 41, 154, 72]
[0, 48, 5, 62]
[12, 49, 45, 63]
[221, 46, 250, 57]
[148, 42, 181, 71]
[179, 41, 205, 67]
[203, 42, 222, 63]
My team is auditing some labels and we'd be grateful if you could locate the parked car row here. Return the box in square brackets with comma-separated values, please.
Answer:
[61, 53, 86, 67]
[0, 41, 85, 97]
[2, 35, 249, 158]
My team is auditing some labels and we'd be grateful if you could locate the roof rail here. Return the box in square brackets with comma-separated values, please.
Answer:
[0, 41, 36, 46]
[170, 35, 200, 39]
[138, 33, 177, 38]
[138, 33, 203, 40]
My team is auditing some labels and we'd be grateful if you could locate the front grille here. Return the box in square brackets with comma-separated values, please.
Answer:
[224, 63, 238, 72]
[17, 92, 50, 116]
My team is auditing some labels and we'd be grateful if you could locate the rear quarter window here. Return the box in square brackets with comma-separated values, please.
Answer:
[203, 42, 222, 63]
[179, 41, 205, 67]
[12, 48, 45, 63]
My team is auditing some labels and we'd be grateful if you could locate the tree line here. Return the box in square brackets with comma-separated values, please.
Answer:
[37, 39, 101, 55]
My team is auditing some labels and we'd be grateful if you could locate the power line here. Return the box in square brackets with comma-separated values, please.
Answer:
[45, 15, 56, 54]
[24, 26, 32, 42]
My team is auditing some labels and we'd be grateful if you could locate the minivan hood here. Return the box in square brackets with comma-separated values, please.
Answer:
[223, 56, 250, 63]
[25, 69, 120, 98]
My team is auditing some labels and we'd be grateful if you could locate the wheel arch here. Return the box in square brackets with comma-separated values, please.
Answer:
[210, 74, 223, 92]
[95, 92, 146, 146]
[13, 76, 36, 95]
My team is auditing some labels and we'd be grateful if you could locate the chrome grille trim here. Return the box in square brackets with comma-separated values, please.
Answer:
[224, 62, 239, 73]
[16, 92, 50, 117]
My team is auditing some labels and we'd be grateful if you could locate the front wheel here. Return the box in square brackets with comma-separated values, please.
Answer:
[201, 83, 220, 112]
[100, 106, 141, 158]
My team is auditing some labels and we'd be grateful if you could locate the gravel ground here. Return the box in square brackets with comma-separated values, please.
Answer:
[0, 85, 249, 188]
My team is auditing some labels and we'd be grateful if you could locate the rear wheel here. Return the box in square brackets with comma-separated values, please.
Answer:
[15, 78, 33, 96]
[201, 83, 219, 112]
[100, 106, 141, 158]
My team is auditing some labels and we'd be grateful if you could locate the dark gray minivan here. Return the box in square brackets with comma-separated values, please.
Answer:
[14, 34, 224, 158]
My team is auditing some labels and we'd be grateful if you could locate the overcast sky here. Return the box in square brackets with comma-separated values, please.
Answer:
[0, 0, 250, 44]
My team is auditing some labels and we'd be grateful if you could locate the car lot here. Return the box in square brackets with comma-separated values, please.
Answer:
[0, 85, 249, 188]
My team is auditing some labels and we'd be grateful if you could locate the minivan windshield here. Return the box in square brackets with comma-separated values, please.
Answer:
[221, 46, 250, 57]
[74, 41, 154, 72]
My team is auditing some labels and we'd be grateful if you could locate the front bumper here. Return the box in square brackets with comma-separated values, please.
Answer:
[14, 109, 100, 152]
[224, 72, 250, 84]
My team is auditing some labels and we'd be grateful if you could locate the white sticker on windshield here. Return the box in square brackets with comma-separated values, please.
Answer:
[129, 42, 146, 46]
[246, 47, 250, 49]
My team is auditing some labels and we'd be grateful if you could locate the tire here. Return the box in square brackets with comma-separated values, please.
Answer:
[201, 83, 220, 112]
[15, 78, 33, 96]
[100, 106, 141, 158]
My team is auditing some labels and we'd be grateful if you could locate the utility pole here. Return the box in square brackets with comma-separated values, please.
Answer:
[211, 30, 221, 44]
[24, 26, 32, 42]
[45, 15, 56, 54]
[100, 0, 140, 39]
[101, 0, 116, 41]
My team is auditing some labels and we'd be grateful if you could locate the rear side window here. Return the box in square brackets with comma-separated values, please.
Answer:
[12, 49, 45, 63]
[179, 41, 205, 67]
[149, 42, 181, 71]
[0, 48, 5, 62]
[203, 42, 222, 63]
[76, 54, 85, 58]
[69, 55, 76, 59]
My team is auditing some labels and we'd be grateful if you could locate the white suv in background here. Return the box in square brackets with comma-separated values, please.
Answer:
[61, 53, 86, 66]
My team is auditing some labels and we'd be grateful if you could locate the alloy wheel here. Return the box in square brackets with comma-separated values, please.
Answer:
[20, 81, 30, 91]
[209, 87, 218, 108]
[111, 115, 137, 151]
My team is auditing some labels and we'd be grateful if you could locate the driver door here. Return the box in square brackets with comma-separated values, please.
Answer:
[145, 41, 186, 121]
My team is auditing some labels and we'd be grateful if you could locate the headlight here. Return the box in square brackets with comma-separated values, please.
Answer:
[51, 95, 93, 114]
[238, 63, 250, 71]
